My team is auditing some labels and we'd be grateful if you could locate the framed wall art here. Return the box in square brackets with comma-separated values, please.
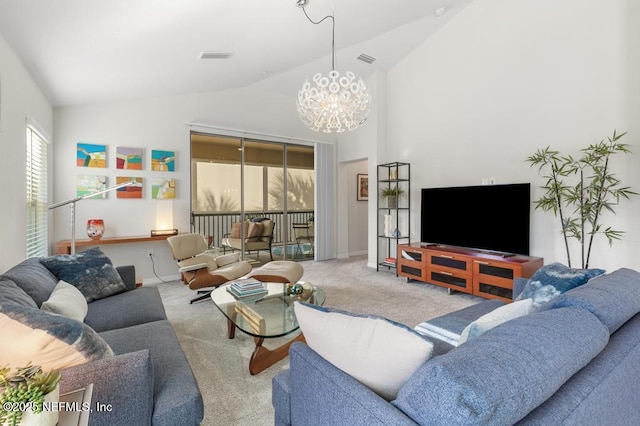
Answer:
[116, 147, 143, 170]
[151, 150, 175, 172]
[357, 174, 368, 201]
[77, 142, 107, 168]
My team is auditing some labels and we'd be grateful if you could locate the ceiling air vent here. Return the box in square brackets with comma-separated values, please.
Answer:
[356, 53, 376, 64]
[198, 52, 234, 60]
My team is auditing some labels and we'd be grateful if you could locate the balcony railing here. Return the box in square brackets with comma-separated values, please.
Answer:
[191, 210, 314, 248]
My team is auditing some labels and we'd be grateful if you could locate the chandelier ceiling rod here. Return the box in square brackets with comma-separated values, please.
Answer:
[299, 5, 335, 72]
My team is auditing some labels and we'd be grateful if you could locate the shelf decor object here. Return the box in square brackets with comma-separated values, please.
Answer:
[48, 181, 135, 255]
[295, 0, 371, 133]
[86, 219, 105, 240]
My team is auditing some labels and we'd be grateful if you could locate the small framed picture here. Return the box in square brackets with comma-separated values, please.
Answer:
[357, 174, 368, 201]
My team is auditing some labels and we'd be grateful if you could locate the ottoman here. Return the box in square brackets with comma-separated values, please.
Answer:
[249, 261, 304, 284]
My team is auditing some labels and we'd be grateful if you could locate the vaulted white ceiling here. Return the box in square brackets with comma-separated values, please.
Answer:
[0, 0, 471, 107]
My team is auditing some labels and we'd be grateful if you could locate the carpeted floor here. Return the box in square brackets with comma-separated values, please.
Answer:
[149, 255, 483, 425]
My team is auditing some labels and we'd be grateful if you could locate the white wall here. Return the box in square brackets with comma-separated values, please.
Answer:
[0, 34, 53, 272]
[385, 0, 640, 271]
[343, 160, 368, 257]
[52, 87, 329, 282]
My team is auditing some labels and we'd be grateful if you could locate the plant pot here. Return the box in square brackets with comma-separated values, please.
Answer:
[387, 197, 397, 209]
[6, 385, 60, 426]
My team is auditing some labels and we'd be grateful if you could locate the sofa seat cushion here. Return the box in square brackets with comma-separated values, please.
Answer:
[99, 320, 204, 426]
[541, 268, 640, 334]
[1, 257, 59, 307]
[0, 278, 38, 309]
[0, 304, 114, 371]
[516, 262, 605, 307]
[294, 302, 434, 401]
[40, 247, 127, 303]
[394, 307, 609, 425]
[40, 280, 88, 322]
[85, 286, 167, 332]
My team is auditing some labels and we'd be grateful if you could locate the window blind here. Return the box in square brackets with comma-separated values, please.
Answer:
[26, 123, 49, 258]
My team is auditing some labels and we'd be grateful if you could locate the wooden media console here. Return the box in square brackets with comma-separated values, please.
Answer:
[397, 243, 543, 302]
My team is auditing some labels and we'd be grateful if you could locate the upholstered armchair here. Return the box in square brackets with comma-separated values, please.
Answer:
[167, 233, 252, 303]
[221, 218, 275, 261]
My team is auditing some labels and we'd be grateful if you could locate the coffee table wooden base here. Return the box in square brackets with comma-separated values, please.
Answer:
[249, 333, 306, 375]
[227, 317, 306, 375]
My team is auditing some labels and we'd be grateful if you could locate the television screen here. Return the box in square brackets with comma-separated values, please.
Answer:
[420, 183, 530, 255]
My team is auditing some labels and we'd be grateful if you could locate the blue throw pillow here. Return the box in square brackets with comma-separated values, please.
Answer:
[516, 262, 605, 307]
[40, 247, 127, 303]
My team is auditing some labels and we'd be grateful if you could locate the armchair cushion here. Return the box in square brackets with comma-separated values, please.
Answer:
[215, 252, 241, 267]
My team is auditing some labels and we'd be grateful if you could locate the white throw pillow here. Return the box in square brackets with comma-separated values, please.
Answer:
[40, 280, 89, 322]
[294, 302, 433, 401]
[458, 298, 533, 345]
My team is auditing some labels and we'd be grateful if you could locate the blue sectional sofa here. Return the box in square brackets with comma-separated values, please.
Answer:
[272, 268, 640, 425]
[0, 254, 204, 426]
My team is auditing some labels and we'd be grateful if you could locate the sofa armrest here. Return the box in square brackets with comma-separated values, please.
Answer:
[286, 343, 417, 426]
[513, 277, 529, 300]
[116, 265, 136, 291]
[60, 350, 153, 426]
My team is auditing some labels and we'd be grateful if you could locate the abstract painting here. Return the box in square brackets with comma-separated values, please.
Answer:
[116, 147, 143, 170]
[152, 178, 176, 199]
[77, 143, 107, 168]
[151, 150, 175, 172]
[77, 175, 107, 199]
[116, 176, 143, 199]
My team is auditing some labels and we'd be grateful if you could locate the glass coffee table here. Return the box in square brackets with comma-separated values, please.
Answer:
[210, 281, 325, 375]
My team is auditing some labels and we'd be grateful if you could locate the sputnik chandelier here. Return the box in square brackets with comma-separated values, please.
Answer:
[296, 0, 371, 133]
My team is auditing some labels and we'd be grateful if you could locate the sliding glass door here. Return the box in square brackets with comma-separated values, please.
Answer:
[190, 132, 314, 261]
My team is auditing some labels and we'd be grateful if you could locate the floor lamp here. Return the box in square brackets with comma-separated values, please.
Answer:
[48, 181, 134, 255]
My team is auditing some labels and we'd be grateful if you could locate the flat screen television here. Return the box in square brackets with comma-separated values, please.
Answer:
[420, 183, 531, 255]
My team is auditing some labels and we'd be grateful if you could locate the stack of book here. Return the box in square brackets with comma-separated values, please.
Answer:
[383, 257, 397, 267]
[227, 278, 267, 299]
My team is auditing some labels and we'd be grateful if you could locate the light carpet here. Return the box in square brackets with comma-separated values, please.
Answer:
[149, 255, 483, 425]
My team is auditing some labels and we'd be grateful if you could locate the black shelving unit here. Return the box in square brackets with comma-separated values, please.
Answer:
[376, 162, 410, 273]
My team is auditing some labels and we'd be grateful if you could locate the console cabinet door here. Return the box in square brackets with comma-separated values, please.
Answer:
[397, 248, 427, 281]
[472, 260, 518, 301]
[426, 251, 472, 294]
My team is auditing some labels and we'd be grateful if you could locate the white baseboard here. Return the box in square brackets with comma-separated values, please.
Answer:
[142, 274, 181, 285]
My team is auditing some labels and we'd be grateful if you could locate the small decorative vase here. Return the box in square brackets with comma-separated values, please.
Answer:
[86, 219, 105, 240]
[389, 168, 398, 180]
[384, 214, 392, 237]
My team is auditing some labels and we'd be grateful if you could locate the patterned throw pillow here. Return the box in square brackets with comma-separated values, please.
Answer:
[294, 302, 434, 401]
[40, 247, 127, 303]
[516, 262, 605, 307]
[0, 304, 114, 371]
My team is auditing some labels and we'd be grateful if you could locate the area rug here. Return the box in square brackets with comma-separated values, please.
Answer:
[150, 255, 482, 425]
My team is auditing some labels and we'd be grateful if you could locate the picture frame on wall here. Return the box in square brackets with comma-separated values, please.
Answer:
[357, 174, 368, 201]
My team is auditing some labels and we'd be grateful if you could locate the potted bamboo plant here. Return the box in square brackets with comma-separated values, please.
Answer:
[526, 130, 637, 268]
